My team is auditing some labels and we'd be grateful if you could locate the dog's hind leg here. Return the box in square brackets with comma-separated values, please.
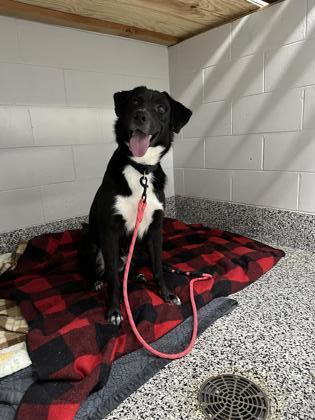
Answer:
[100, 230, 123, 326]
[78, 231, 105, 291]
[92, 249, 105, 291]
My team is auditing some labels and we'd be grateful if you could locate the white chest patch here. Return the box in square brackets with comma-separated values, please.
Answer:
[114, 165, 164, 238]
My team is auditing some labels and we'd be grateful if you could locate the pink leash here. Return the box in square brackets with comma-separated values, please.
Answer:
[122, 197, 214, 359]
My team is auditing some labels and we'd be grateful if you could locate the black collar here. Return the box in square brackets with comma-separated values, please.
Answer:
[127, 158, 158, 174]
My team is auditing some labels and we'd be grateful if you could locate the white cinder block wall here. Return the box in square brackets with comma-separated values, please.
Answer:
[2, 0, 315, 233]
[170, 0, 315, 214]
[0, 17, 172, 232]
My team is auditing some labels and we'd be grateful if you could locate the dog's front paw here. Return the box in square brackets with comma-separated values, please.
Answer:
[161, 288, 182, 306]
[167, 294, 182, 306]
[134, 273, 147, 283]
[92, 280, 104, 292]
[108, 306, 123, 326]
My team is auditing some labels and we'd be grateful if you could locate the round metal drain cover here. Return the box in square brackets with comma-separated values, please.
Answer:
[198, 374, 269, 420]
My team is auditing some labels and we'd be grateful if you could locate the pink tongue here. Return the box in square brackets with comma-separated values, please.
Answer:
[129, 131, 152, 157]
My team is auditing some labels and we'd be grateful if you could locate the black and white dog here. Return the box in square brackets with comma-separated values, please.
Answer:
[79, 86, 192, 326]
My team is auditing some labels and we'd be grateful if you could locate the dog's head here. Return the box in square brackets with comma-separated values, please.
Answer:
[113, 86, 192, 162]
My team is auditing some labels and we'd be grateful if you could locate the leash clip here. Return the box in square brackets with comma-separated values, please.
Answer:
[140, 172, 148, 202]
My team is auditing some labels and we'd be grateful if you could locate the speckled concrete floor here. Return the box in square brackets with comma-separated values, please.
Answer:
[104, 246, 315, 420]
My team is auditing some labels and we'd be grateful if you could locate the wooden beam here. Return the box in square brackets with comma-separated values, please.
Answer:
[15, 0, 257, 38]
[0, 0, 179, 46]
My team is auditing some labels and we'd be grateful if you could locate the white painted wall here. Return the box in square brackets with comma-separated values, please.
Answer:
[0, 17, 172, 232]
[170, 0, 315, 214]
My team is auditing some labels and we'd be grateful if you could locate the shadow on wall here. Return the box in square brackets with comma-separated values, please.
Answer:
[170, 0, 315, 209]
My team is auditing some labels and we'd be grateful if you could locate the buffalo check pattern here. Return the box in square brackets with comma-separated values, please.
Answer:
[0, 218, 284, 420]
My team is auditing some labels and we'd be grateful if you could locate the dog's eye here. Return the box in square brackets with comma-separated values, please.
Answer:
[156, 105, 166, 114]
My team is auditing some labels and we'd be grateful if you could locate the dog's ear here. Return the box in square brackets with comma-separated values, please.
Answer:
[113, 90, 130, 117]
[164, 92, 192, 133]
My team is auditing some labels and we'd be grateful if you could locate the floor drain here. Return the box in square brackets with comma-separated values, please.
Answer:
[198, 374, 269, 419]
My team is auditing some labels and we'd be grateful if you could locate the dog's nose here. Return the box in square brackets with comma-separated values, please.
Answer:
[133, 111, 147, 124]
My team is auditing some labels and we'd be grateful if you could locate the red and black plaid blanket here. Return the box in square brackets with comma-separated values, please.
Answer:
[0, 218, 284, 420]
